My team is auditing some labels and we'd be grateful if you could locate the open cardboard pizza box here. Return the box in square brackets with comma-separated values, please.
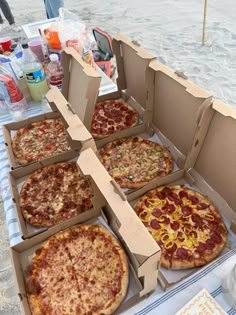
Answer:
[61, 47, 101, 130]
[95, 58, 213, 196]
[61, 33, 156, 144]
[126, 99, 236, 290]
[10, 148, 160, 315]
[3, 54, 101, 169]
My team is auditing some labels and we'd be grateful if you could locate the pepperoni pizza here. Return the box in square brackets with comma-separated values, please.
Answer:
[25, 224, 129, 315]
[134, 185, 227, 269]
[91, 99, 139, 139]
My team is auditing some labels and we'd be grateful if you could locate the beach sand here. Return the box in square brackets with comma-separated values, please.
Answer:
[0, 0, 236, 314]
[1, 0, 236, 108]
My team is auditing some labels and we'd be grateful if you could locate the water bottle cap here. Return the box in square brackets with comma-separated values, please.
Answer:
[49, 54, 59, 62]
[22, 43, 29, 49]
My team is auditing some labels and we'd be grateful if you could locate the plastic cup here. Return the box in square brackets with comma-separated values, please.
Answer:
[0, 37, 12, 52]
[222, 264, 236, 308]
[28, 39, 44, 62]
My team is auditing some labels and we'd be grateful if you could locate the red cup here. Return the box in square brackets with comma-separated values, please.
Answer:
[0, 37, 12, 52]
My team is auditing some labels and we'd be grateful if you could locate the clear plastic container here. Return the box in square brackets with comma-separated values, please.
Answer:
[21, 43, 49, 102]
[222, 264, 236, 308]
[46, 53, 63, 90]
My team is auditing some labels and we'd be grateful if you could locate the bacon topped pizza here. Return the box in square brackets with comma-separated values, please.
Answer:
[20, 162, 93, 227]
[134, 185, 227, 269]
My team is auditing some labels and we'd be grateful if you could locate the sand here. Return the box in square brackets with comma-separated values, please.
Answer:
[0, 0, 235, 108]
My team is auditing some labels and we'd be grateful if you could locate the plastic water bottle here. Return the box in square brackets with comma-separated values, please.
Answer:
[46, 54, 63, 90]
[21, 43, 49, 102]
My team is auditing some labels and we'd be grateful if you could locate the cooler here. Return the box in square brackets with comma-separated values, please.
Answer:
[92, 28, 113, 77]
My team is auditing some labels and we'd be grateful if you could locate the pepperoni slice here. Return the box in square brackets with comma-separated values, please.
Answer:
[181, 205, 193, 216]
[205, 238, 215, 250]
[179, 190, 188, 199]
[167, 204, 176, 213]
[188, 195, 199, 205]
[211, 232, 222, 244]
[157, 191, 166, 200]
[162, 217, 170, 225]
[114, 117, 122, 123]
[150, 219, 161, 230]
[191, 213, 203, 227]
[171, 221, 180, 231]
[166, 243, 177, 254]
[152, 208, 162, 218]
[196, 242, 207, 252]
[175, 248, 188, 259]
[140, 211, 147, 219]
[162, 187, 172, 196]
[167, 192, 179, 202]
[197, 203, 208, 210]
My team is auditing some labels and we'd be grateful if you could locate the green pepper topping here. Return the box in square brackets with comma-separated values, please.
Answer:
[127, 174, 133, 180]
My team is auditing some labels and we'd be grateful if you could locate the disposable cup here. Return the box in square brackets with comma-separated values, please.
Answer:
[28, 39, 44, 62]
[0, 37, 12, 52]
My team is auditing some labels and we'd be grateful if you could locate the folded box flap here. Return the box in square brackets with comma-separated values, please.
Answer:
[77, 148, 160, 258]
[46, 88, 95, 147]
[146, 59, 212, 156]
[193, 100, 236, 212]
[61, 47, 101, 129]
[113, 33, 156, 108]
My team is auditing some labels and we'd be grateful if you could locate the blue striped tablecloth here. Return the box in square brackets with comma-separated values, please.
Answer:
[0, 104, 45, 246]
[0, 104, 235, 315]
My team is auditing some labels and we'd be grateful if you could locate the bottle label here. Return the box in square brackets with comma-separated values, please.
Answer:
[25, 69, 46, 84]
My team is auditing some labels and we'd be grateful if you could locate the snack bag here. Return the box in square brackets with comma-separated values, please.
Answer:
[57, 8, 95, 67]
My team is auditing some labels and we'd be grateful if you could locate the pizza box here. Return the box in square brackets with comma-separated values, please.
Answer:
[61, 47, 101, 130]
[8, 149, 99, 240]
[61, 33, 156, 143]
[10, 150, 161, 314]
[2, 87, 97, 170]
[175, 288, 227, 315]
[95, 58, 212, 196]
[125, 99, 236, 290]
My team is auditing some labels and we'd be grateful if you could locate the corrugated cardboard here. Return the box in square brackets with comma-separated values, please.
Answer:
[127, 100, 236, 289]
[61, 47, 101, 130]
[77, 148, 160, 297]
[10, 148, 161, 315]
[96, 58, 213, 197]
[3, 88, 96, 169]
[8, 149, 98, 240]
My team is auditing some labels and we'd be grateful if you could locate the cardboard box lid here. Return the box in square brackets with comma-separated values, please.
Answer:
[186, 100, 236, 213]
[61, 47, 101, 130]
[146, 60, 212, 156]
[113, 33, 156, 107]
[77, 147, 160, 258]
[46, 88, 96, 151]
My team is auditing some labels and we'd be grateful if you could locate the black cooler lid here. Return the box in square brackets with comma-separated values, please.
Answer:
[92, 27, 113, 58]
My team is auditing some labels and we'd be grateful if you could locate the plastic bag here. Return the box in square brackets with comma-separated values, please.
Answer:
[56, 8, 95, 67]
[0, 65, 27, 115]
